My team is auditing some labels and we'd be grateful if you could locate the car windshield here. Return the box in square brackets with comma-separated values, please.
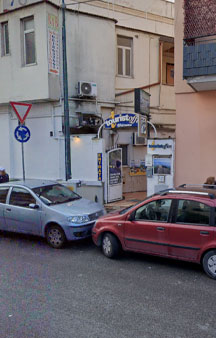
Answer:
[32, 184, 81, 205]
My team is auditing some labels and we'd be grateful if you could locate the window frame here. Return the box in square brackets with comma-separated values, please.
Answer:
[134, 198, 173, 223]
[117, 35, 133, 78]
[21, 16, 36, 66]
[0, 187, 9, 204]
[9, 186, 36, 208]
[118, 144, 128, 166]
[166, 63, 174, 86]
[1, 21, 10, 56]
[173, 199, 214, 227]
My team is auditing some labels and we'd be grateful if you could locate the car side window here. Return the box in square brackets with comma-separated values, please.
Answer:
[134, 199, 172, 222]
[176, 200, 210, 225]
[0, 187, 9, 204]
[9, 187, 36, 208]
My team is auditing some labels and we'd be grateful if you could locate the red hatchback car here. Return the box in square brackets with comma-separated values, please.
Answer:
[92, 185, 216, 279]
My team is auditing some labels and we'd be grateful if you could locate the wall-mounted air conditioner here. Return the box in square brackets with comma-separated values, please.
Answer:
[78, 81, 97, 98]
[133, 132, 147, 146]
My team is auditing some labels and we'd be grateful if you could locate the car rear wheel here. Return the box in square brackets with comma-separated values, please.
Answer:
[46, 225, 66, 249]
[202, 250, 216, 279]
[102, 233, 119, 258]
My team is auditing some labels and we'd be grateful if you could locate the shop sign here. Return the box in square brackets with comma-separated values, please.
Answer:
[48, 13, 60, 75]
[97, 153, 102, 181]
[134, 89, 150, 115]
[138, 115, 147, 137]
[148, 140, 172, 150]
[105, 112, 138, 129]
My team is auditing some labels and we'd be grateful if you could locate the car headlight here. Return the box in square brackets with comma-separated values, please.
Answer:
[67, 215, 90, 224]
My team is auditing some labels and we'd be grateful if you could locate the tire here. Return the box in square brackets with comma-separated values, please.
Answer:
[46, 225, 66, 249]
[202, 250, 216, 279]
[102, 233, 120, 258]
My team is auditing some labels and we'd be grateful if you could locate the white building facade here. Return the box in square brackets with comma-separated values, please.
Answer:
[0, 0, 175, 203]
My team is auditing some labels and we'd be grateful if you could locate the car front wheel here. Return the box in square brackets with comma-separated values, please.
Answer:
[102, 233, 120, 258]
[202, 250, 216, 279]
[46, 225, 66, 249]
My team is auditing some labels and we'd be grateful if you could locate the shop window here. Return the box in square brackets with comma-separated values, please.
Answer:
[21, 16, 36, 65]
[117, 36, 133, 77]
[1, 22, 9, 56]
[166, 63, 174, 85]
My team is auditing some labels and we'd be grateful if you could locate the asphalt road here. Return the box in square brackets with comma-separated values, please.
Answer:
[0, 232, 215, 338]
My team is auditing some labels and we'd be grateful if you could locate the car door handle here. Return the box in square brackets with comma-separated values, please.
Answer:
[157, 227, 165, 231]
[6, 208, 11, 212]
[200, 231, 209, 235]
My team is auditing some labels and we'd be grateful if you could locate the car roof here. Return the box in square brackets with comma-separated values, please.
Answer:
[0, 179, 58, 189]
[158, 184, 216, 200]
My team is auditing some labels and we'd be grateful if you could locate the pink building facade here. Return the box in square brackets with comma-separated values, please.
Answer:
[175, 0, 216, 186]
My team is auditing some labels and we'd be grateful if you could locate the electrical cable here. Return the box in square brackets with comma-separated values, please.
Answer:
[66, 0, 110, 6]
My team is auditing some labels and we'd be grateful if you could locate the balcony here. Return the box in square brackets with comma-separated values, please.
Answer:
[183, 37, 216, 91]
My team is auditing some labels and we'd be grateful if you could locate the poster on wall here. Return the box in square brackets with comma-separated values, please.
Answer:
[48, 14, 60, 75]
[153, 155, 171, 175]
[108, 149, 122, 185]
[129, 160, 146, 176]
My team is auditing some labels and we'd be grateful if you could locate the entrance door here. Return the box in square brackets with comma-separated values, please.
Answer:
[107, 148, 122, 202]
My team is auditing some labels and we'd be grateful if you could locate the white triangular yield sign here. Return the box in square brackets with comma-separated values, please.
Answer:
[10, 101, 32, 124]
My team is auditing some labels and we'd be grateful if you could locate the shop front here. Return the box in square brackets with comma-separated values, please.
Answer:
[146, 139, 175, 196]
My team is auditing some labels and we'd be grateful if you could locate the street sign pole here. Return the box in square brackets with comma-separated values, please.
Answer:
[11, 102, 32, 181]
[14, 124, 31, 181]
[21, 142, 25, 181]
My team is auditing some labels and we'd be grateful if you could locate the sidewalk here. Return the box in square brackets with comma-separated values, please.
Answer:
[104, 191, 147, 212]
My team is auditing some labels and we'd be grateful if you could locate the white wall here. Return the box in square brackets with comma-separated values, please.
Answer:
[66, 12, 116, 102]
[0, 2, 60, 103]
[0, 102, 65, 180]
[70, 135, 105, 182]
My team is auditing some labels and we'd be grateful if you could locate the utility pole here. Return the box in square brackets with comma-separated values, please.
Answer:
[62, 0, 72, 180]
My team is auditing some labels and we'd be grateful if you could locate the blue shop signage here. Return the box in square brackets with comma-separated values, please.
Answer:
[105, 113, 138, 129]
[97, 153, 102, 181]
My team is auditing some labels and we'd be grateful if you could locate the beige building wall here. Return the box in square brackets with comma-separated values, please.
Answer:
[175, 0, 216, 186]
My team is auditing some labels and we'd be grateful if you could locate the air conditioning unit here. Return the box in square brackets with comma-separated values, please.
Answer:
[78, 81, 97, 98]
[133, 132, 147, 146]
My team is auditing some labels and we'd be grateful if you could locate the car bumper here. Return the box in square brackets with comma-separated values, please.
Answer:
[92, 228, 99, 246]
[64, 222, 95, 241]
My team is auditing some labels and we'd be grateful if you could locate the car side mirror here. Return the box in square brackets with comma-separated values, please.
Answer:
[128, 210, 136, 221]
[29, 203, 39, 209]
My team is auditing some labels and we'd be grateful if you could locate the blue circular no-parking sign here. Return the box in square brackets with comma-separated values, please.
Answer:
[14, 125, 31, 143]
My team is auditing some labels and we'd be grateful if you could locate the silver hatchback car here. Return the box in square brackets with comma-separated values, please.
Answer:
[0, 179, 105, 248]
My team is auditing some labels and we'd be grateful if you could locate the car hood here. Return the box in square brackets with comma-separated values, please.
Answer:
[48, 198, 104, 216]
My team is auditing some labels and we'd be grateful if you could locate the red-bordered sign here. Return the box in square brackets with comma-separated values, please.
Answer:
[10, 101, 32, 124]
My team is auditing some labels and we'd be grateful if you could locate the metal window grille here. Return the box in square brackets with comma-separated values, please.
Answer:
[184, 0, 216, 42]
